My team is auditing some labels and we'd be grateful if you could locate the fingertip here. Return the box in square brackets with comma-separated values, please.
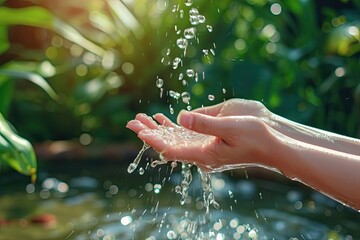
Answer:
[126, 120, 146, 133]
[135, 113, 150, 120]
[177, 110, 193, 128]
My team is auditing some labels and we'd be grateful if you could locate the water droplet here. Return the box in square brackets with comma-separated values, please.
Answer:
[184, 27, 196, 39]
[187, 105, 192, 111]
[203, 49, 209, 55]
[198, 15, 206, 23]
[180, 196, 186, 205]
[189, 8, 199, 17]
[179, 9, 184, 18]
[154, 184, 162, 194]
[171, 161, 177, 169]
[190, 17, 200, 25]
[178, 73, 184, 81]
[138, 167, 145, 175]
[170, 107, 175, 115]
[176, 38, 188, 49]
[186, 69, 195, 77]
[207, 25, 213, 32]
[229, 190, 234, 198]
[166, 48, 171, 55]
[222, 88, 226, 94]
[210, 48, 216, 56]
[184, 0, 193, 6]
[172, 57, 182, 69]
[127, 163, 137, 173]
[181, 92, 191, 104]
[156, 78, 164, 88]
[208, 94, 215, 101]
[175, 186, 182, 193]
[169, 90, 180, 99]
[167, 230, 178, 239]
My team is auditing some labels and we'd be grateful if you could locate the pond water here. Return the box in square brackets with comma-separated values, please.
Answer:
[1, 159, 359, 240]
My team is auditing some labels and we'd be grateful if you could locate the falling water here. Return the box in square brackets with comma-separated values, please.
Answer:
[127, 142, 150, 173]
[127, 0, 224, 237]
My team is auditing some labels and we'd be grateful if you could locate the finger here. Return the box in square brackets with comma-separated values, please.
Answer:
[153, 113, 176, 127]
[126, 120, 151, 133]
[135, 113, 159, 129]
[191, 101, 225, 116]
[177, 111, 245, 139]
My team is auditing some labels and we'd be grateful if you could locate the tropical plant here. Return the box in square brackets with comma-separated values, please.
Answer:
[1, 0, 359, 180]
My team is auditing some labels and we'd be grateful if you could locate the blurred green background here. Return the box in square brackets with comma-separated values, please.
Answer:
[0, 0, 359, 178]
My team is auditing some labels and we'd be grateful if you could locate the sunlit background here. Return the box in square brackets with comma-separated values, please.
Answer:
[2, 0, 359, 145]
[1, 0, 360, 239]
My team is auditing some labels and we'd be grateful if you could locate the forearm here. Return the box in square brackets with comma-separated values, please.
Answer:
[266, 114, 360, 155]
[273, 134, 360, 210]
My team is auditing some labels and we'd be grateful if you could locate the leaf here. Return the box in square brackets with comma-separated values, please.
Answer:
[53, 19, 106, 57]
[0, 6, 106, 57]
[0, 113, 37, 182]
[0, 6, 53, 29]
[0, 25, 9, 55]
[74, 72, 123, 103]
[0, 70, 58, 101]
[0, 76, 13, 116]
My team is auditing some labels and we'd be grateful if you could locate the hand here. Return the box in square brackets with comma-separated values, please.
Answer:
[126, 109, 277, 172]
[191, 98, 272, 120]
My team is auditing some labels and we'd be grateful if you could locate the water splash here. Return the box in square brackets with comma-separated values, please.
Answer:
[150, 154, 168, 168]
[127, 142, 150, 173]
[198, 168, 220, 214]
[177, 163, 193, 205]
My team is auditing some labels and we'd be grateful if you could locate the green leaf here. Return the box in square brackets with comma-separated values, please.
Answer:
[0, 6, 106, 57]
[0, 6, 53, 29]
[0, 25, 9, 55]
[0, 70, 58, 101]
[0, 76, 13, 116]
[53, 19, 106, 57]
[0, 113, 37, 182]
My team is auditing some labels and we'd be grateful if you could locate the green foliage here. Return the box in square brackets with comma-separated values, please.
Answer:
[0, 112, 37, 182]
[0, 4, 60, 178]
[0, 0, 359, 179]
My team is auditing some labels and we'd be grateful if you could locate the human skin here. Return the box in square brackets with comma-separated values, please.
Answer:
[126, 99, 360, 211]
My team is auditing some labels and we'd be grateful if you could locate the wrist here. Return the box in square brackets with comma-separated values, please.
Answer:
[255, 124, 282, 169]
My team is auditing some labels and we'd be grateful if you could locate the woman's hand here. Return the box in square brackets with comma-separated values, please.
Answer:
[191, 98, 272, 119]
[126, 110, 277, 172]
[126, 98, 360, 210]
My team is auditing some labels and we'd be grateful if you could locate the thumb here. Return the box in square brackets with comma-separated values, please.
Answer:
[177, 110, 231, 137]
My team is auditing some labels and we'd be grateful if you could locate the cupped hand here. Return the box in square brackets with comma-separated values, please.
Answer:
[126, 110, 276, 172]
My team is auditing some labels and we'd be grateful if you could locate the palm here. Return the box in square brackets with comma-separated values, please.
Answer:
[126, 113, 218, 168]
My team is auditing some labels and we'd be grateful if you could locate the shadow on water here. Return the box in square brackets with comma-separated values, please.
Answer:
[1, 159, 360, 240]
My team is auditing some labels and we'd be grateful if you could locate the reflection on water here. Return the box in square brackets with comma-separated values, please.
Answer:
[0, 162, 359, 240]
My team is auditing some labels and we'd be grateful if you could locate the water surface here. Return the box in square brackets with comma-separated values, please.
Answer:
[1, 160, 359, 240]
